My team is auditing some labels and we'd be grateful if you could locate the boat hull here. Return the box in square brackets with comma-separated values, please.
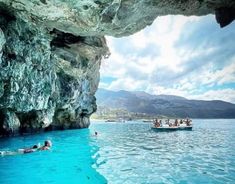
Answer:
[151, 126, 192, 131]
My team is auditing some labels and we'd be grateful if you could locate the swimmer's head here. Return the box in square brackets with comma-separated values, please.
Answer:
[44, 140, 52, 147]
[95, 132, 98, 136]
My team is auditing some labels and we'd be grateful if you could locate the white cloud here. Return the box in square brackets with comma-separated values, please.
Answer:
[213, 61, 235, 85]
[100, 15, 235, 103]
[189, 89, 235, 103]
[107, 78, 147, 91]
[98, 82, 110, 89]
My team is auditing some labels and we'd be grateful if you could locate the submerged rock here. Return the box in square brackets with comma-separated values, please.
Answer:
[0, 0, 234, 136]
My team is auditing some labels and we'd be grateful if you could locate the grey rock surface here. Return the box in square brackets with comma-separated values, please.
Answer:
[0, 0, 234, 136]
[0, 12, 109, 136]
[0, 0, 235, 37]
[0, 109, 20, 136]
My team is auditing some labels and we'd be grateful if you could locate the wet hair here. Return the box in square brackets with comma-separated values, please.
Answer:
[44, 140, 51, 147]
[32, 145, 38, 149]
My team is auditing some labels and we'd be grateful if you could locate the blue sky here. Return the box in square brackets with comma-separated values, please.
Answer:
[99, 15, 235, 103]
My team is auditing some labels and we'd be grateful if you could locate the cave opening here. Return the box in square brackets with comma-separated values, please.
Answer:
[0, 4, 16, 30]
[95, 14, 235, 120]
[50, 28, 85, 49]
[16, 110, 40, 134]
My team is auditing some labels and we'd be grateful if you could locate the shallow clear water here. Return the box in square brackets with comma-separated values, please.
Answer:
[0, 119, 235, 184]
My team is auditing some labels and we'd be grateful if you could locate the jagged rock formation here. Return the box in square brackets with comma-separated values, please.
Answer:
[1, 0, 235, 37]
[0, 11, 109, 136]
[0, 0, 235, 136]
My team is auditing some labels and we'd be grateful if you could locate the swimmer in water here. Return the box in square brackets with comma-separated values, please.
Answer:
[39, 140, 52, 150]
[18, 144, 40, 154]
[0, 140, 52, 156]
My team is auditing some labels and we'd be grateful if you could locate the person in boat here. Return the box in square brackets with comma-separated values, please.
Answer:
[165, 119, 169, 125]
[186, 119, 192, 126]
[156, 122, 161, 127]
[180, 119, 183, 124]
[169, 121, 173, 127]
[154, 119, 157, 126]
[174, 119, 178, 127]
[154, 119, 160, 127]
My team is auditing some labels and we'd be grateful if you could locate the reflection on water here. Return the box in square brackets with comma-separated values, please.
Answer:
[90, 119, 235, 184]
[0, 119, 235, 184]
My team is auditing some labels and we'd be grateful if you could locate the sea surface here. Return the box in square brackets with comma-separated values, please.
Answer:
[0, 119, 235, 184]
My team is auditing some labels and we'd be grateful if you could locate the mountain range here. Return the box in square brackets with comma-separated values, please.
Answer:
[95, 88, 235, 118]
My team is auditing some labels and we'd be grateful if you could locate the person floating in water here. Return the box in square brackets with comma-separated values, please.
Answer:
[39, 140, 52, 150]
[0, 140, 52, 156]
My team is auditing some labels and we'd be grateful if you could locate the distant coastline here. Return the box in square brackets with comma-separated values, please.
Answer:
[94, 88, 235, 119]
[91, 116, 235, 122]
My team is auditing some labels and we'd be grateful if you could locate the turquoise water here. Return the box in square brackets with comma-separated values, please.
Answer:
[0, 119, 235, 184]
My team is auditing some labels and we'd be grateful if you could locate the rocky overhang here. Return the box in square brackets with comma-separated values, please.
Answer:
[0, 0, 234, 136]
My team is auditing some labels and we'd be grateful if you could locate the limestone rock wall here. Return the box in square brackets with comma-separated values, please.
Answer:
[0, 0, 234, 37]
[0, 0, 234, 136]
[0, 13, 109, 137]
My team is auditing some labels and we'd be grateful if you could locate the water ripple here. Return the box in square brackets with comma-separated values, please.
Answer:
[90, 119, 235, 184]
[0, 120, 235, 184]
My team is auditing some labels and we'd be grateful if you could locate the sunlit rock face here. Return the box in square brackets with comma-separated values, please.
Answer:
[0, 0, 234, 136]
[50, 30, 108, 130]
[0, 9, 108, 136]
